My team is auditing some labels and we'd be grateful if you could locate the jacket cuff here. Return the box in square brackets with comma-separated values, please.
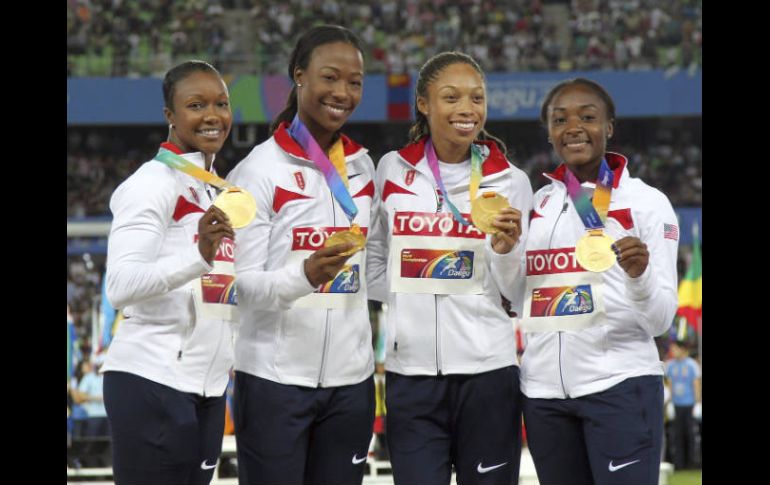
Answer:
[283, 259, 319, 300]
[624, 263, 654, 301]
[488, 236, 523, 263]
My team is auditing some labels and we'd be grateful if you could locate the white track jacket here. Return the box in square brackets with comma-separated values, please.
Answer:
[367, 137, 533, 376]
[227, 123, 375, 388]
[519, 152, 679, 399]
[103, 142, 234, 397]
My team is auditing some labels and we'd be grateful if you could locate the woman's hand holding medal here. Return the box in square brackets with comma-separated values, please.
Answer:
[611, 236, 649, 278]
[303, 243, 356, 287]
[198, 205, 234, 264]
[489, 207, 523, 255]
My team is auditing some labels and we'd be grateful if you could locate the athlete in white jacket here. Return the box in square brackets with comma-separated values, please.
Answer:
[226, 26, 376, 485]
[227, 124, 375, 388]
[367, 52, 533, 485]
[102, 60, 236, 485]
[519, 78, 678, 485]
[368, 137, 532, 375]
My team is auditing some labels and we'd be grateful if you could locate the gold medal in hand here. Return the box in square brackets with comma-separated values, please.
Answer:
[324, 224, 366, 256]
[470, 192, 510, 234]
[575, 230, 616, 272]
[213, 187, 257, 229]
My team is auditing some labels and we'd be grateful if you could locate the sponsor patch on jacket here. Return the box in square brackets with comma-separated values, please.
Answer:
[292, 226, 369, 250]
[400, 249, 474, 279]
[526, 248, 585, 275]
[393, 212, 485, 239]
[530, 285, 594, 317]
[318, 264, 360, 293]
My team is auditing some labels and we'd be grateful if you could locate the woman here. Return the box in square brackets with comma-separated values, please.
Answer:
[519, 78, 679, 485]
[102, 60, 236, 485]
[367, 51, 533, 485]
[227, 25, 376, 485]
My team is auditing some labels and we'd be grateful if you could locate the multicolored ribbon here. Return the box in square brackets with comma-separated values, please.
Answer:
[288, 115, 358, 223]
[424, 138, 486, 226]
[328, 137, 349, 188]
[155, 148, 232, 189]
[563, 158, 614, 229]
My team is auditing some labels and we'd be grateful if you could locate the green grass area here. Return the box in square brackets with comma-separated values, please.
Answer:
[669, 470, 702, 485]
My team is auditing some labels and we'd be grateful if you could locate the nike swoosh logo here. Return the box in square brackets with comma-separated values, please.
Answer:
[608, 459, 640, 472]
[200, 460, 217, 470]
[477, 461, 507, 473]
[348, 173, 361, 179]
[352, 454, 367, 465]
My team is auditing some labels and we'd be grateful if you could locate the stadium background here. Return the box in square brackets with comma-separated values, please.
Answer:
[67, 1, 702, 483]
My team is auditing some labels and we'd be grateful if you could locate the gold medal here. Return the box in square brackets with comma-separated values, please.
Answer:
[575, 230, 616, 272]
[213, 187, 257, 229]
[470, 192, 510, 234]
[324, 223, 366, 256]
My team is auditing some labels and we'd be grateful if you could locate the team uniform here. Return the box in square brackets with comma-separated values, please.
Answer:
[367, 137, 533, 485]
[227, 123, 376, 485]
[103, 142, 235, 484]
[519, 152, 679, 485]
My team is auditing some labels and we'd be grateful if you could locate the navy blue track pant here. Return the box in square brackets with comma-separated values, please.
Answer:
[232, 371, 375, 485]
[103, 371, 227, 485]
[523, 375, 664, 485]
[386, 366, 522, 485]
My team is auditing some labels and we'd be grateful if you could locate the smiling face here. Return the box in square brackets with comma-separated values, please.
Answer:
[294, 41, 364, 149]
[417, 62, 486, 155]
[546, 84, 614, 180]
[163, 70, 232, 163]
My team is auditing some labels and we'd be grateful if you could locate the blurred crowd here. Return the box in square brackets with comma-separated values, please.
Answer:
[66, 119, 701, 219]
[67, 0, 702, 77]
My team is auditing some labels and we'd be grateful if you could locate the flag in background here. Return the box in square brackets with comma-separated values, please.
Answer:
[676, 222, 702, 334]
[387, 73, 411, 120]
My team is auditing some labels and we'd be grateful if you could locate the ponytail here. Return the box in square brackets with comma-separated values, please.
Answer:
[269, 86, 298, 135]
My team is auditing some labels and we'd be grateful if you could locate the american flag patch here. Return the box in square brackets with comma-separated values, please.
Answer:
[664, 223, 679, 241]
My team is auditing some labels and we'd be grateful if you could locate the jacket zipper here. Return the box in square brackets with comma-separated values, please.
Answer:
[435, 295, 442, 374]
[552, 194, 569, 397]
[318, 184, 338, 387]
[201, 317, 226, 397]
[557, 333, 569, 398]
[177, 289, 198, 361]
[317, 311, 331, 386]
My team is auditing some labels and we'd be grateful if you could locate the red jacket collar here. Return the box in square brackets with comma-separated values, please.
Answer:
[273, 121, 365, 160]
[397, 136, 510, 176]
[546, 152, 628, 189]
[160, 141, 183, 154]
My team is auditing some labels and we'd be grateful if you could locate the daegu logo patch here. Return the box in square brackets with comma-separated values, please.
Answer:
[317, 264, 360, 293]
[530, 285, 594, 317]
[401, 249, 474, 279]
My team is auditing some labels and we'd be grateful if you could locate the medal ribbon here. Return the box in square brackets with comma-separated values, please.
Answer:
[424, 138, 485, 226]
[288, 115, 357, 223]
[155, 148, 232, 189]
[563, 158, 614, 230]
